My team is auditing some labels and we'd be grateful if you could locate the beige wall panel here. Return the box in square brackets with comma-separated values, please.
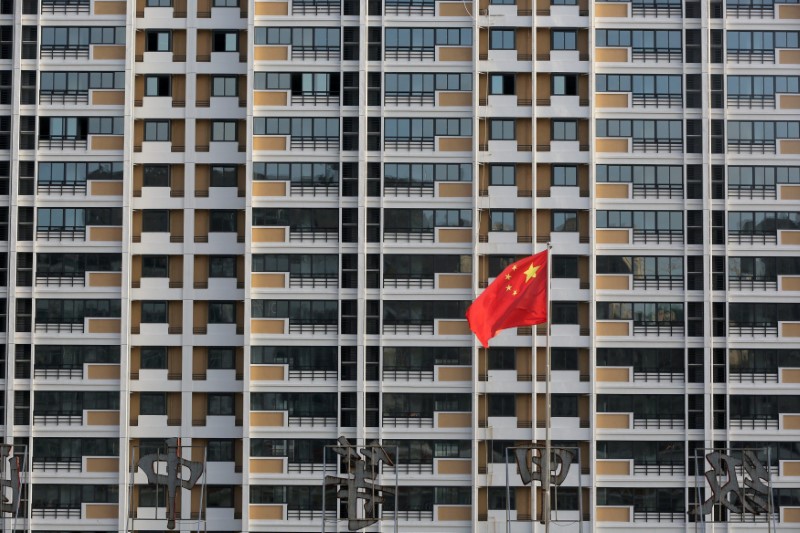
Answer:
[780, 95, 800, 109]
[438, 274, 471, 289]
[439, 47, 472, 61]
[87, 364, 121, 379]
[94, 1, 127, 14]
[251, 366, 285, 381]
[252, 273, 286, 288]
[90, 181, 123, 196]
[438, 366, 471, 381]
[87, 410, 120, 425]
[596, 413, 630, 429]
[781, 230, 800, 244]
[596, 460, 631, 475]
[85, 504, 118, 519]
[784, 414, 800, 429]
[596, 321, 630, 336]
[86, 458, 119, 472]
[597, 507, 631, 522]
[439, 137, 472, 151]
[88, 318, 121, 333]
[439, 2, 472, 14]
[255, 1, 289, 14]
[252, 228, 286, 243]
[596, 229, 629, 244]
[88, 273, 122, 287]
[251, 319, 285, 334]
[596, 183, 629, 198]
[254, 91, 288, 106]
[438, 228, 472, 243]
[781, 140, 800, 154]
[250, 458, 284, 474]
[438, 182, 472, 197]
[595, 48, 628, 62]
[91, 91, 125, 105]
[92, 45, 126, 60]
[781, 185, 800, 199]
[438, 413, 471, 428]
[595, 138, 629, 152]
[783, 461, 800, 476]
[595, 275, 629, 290]
[254, 46, 288, 60]
[253, 137, 287, 151]
[438, 320, 471, 335]
[439, 92, 472, 106]
[595, 3, 627, 15]
[249, 504, 284, 519]
[779, 4, 800, 17]
[438, 506, 471, 520]
[91, 136, 124, 150]
[785, 508, 800, 522]
[595, 93, 629, 108]
[779, 50, 800, 64]
[250, 411, 284, 426]
[596, 367, 630, 382]
[253, 181, 287, 196]
[437, 459, 471, 474]
[782, 368, 800, 383]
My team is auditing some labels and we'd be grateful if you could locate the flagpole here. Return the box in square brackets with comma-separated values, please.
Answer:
[542, 242, 553, 533]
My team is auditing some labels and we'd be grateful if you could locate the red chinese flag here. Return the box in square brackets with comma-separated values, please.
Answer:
[466, 250, 548, 347]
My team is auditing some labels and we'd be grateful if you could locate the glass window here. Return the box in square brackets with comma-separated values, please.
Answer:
[209, 302, 236, 324]
[490, 29, 515, 50]
[211, 121, 237, 142]
[487, 348, 515, 370]
[210, 211, 237, 232]
[214, 0, 239, 5]
[210, 256, 237, 278]
[144, 75, 170, 97]
[210, 166, 238, 187]
[142, 210, 169, 232]
[212, 76, 238, 97]
[552, 120, 578, 141]
[141, 301, 167, 323]
[490, 119, 516, 140]
[140, 347, 167, 369]
[490, 210, 516, 232]
[141, 255, 168, 277]
[145, 30, 171, 52]
[144, 120, 170, 141]
[207, 440, 235, 462]
[208, 394, 235, 416]
[552, 165, 577, 186]
[208, 348, 236, 369]
[552, 30, 577, 50]
[143, 165, 169, 187]
[140, 392, 166, 415]
[212, 31, 239, 52]
[552, 256, 578, 278]
[552, 74, 577, 96]
[489, 74, 515, 95]
[551, 302, 578, 324]
[147, 0, 173, 5]
[490, 165, 515, 186]
[553, 211, 578, 232]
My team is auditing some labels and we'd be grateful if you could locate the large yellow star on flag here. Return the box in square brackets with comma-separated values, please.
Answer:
[524, 263, 540, 283]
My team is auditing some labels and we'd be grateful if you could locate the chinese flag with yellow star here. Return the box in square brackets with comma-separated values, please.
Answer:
[466, 250, 548, 347]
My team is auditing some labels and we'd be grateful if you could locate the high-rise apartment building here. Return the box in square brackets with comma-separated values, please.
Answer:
[0, 0, 799, 531]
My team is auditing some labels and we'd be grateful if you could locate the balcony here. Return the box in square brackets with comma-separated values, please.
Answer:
[383, 416, 434, 428]
[287, 416, 336, 427]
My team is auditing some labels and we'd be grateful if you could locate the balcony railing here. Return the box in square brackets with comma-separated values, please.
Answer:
[385, 92, 436, 106]
[383, 510, 434, 520]
[292, 0, 341, 13]
[34, 367, 83, 379]
[34, 323, 85, 333]
[727, 94, 776, 109]
[385, 1, 435, 14]
[728, 49, 775, 63]
[728, 277, 778, 291]
[383, 323, 435, 335]
[631, 93, 682, 107]
[288, 229, 338, 242]
[631, 49, 682, 62]
[39, 90, 90, 105]
[288, 322, 337, 334]
[291, 92, 340, 106]
[633, 462, 685, 475]
[288, 369, 337, 380]
[633, 511, 684, 522]
[383, 463, 434, 474]
[382, 416, 434, 428]
[726, 3, 774, 16]
[632, 370, 684, 383]
[287, 462, 329, 473]
[33, 414, 83, 425]
[287, 416, 336, 427]
[38, 137, 88, 150]
[385, 47, 435, 61]
[36, 275, 85, 287]
[384, 184, 435, 197]
[632, 322, 684, 336]
[384, 138, 436, 151]
[729, 417, 779, 429]
[727, 184, 777, 199]
[290, 184, 338, 197]
[37, 182, 88, 195]
[288, 276, 337, 288]
[383, 277, 435, 289]
[383, 230, 435, 242]
[729, 371, 779, 383]
[727, 232, 778, 244]
[33, 457, 82, 472]
[382, 369, 435, 381]
[290, 136, 339, 150]
[728, 323, 778, 336]
[31, 508, 81, 518]
[41, 46, 90, 59]
[291, 47, 340, 60]
[632, 229, 683, 244]
[287, 509, 337, 520]
[727, 140, 776, 154]
[42, 0, 91, 13]
[631, 139, 682, 153]
[632, 276, 683, 290]
[632, 418, 684, 429]
[632, 184, 683, 199]
[631, 1, 682, 15]
[37, 228, 86, 241]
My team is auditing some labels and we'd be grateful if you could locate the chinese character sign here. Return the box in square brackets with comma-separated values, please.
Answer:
[137, 438, 204, 530]
[693, 450, 771, 518]
[325, 436, 394, 531]
[513, 446, 574, 487]
[0, 444, 20, 516]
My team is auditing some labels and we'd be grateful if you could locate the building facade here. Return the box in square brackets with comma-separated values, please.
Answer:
[0, 0, 798, 531]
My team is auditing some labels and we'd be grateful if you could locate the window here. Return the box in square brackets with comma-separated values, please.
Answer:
[208, 394, 235, 416]
[490, 165, 515, 186]
[140, 393, 166, 416]
[207, 440, 235, 462]
[214, 0, 240, 5]
[210, 256, 237, 278]
[38, 162, 123, 185]
[552, 302, 578, 324]
[209, 302, 236, 324]
[552, 256, 578, 278]
[212, 31, 239, 52]
[210, 211, 237, 232]
[141, 301, 167, 323]
[552, 211, 578, 232]
[490, 119, 516, 140]
[141, 255, 168, 277]
[145, 75, 170, 97]
[552, 165, 577, 186]
[208, 347, 236, 369]
[147, 0, 172, 5]
[211, 121, 237, 142]
[489, 73, 515, 96]
[140, 347, 167, 369]
[255, 27, 342, 48]
[210, 166, 238, 188]
[383, 27, 473, 49]
[552, 74, 577, 95]
[551, 348, 578, 370]
[145, 30, 171, 52]
[487, 348, 515, 370]
[488, 394, 515, 417]
[144, 120, 169, 142]
[552, 120, 577, 141]
[490, 29, 515, 50]
[490, 210, 515, 232]
[551, 394, 578, 416]
[552, 30, 577, 50]
[212, 76, 238, 97]
[142, 210, 169, 232]
[143, 165, 169, 187]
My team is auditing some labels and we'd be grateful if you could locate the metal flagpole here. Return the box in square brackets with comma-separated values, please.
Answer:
[543, 242, 553, 533]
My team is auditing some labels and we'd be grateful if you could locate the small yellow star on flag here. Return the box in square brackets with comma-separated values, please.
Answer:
[511, 265, 517, 271]
[505, 274, 511, 280]
[513, 290, 518, 296]
[506, 285, 512, 291]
